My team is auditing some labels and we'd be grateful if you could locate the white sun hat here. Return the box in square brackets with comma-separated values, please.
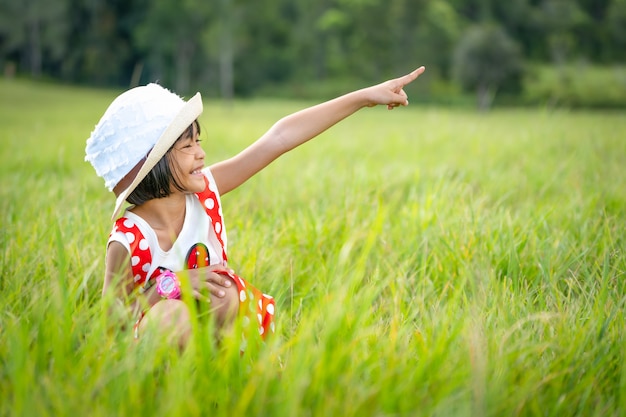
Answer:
[85, 83, 203, 220]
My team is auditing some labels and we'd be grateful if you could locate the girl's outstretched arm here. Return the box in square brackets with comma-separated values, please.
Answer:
[211, 66, 425, 195]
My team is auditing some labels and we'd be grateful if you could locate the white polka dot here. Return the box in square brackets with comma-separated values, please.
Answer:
[238, 277, 246, 288]
[131, 256, 140, 266]
[215, 222, 221, 234]
[259, 326, 265, 335]
[139, 239, 148, 251]
[218, 207, 223, 216]
[125, 232, 135, 244]
[205, 256, 209, 262]
[270, 322, 275, 333]
[267, 303, 274, 315]
[123, 219, 135, 228]
[257, 313, 263, 324]
[142, 263, 151, 272]
[263, 294, 273, 300]
[239, 290, 247, 302]
[204, 198, 215, 210]
[133, 274, 141, 282]
[258, 299, 263, 310]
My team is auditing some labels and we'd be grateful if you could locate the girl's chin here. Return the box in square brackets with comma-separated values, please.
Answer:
[189, 178, 206, 193]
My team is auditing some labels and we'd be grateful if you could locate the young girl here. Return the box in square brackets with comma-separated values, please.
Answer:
[86, 66, 425, 348]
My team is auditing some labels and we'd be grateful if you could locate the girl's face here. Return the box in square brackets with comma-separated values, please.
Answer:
[170, 123, 206, 194]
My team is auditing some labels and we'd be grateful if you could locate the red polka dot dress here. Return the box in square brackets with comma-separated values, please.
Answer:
[108, 169, 275, 340]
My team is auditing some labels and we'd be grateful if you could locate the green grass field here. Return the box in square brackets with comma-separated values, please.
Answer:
[1, 78, 625, 416]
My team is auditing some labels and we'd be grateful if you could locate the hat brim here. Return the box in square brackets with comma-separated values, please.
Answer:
[111, 92, 203, 220]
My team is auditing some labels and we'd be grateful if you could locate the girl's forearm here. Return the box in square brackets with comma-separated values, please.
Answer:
[266, 66, 424, 151]
[266, 89, 369, 154]
[210, 89, 370, 194]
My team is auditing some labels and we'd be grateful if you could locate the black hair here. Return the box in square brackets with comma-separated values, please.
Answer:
[126, 121, 201, 206]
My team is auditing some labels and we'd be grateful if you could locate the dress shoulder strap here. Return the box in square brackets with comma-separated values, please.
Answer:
[110, 217, 153, 286]
[195, 174, 228, 262]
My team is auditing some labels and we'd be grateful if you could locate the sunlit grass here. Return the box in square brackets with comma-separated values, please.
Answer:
[1, 78, 625, 416]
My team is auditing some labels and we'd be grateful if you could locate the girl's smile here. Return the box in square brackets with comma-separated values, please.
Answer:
[172, 125, 206, 193]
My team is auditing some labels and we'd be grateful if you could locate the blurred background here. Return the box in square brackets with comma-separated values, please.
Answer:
[1, 0, 625, 109]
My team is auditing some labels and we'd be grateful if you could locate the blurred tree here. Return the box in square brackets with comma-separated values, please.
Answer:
[0, 0, 68, 77]
[533, 0, 590, 64]
[330, 0, 385, 80]
[316, 6, 351, 76]
[217, 0, 234, 101]
[328, 0, 421, 81]
[452, 24, 523, 110]
[607, 0, 626, 60]
[283, 0, 322, 82]
[417, 0, 462, 77]
[234, 0, 295, 95]
[63, 0, 145, 85]
[134, 0, 213, 93]
[491, 0, 542, 59]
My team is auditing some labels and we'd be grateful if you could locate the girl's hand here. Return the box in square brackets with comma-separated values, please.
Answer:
[186, 265, 236, 301]
[363, 66, 425, 109]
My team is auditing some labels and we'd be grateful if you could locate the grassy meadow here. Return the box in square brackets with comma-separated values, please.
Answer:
[1, 78, 625, 416]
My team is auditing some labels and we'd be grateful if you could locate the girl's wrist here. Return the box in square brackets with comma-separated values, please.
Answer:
[348, 88, 372, 109]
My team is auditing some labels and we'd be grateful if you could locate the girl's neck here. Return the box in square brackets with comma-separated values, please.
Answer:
[130, 194, 187, 250]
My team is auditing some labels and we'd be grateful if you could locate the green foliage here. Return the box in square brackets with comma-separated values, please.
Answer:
[1, 0, 626, 107]
[608, 0, 626, 57]
[0, 0, 69, 76]
[523, 64, 626, 109]
[234, 2, 296, 96]
[134, 0, 214, 93]
[452, 24, 524, 109]
[534, 0, 590, 64]
[2, 80, 626, 416]
[418, 0, 462, 76]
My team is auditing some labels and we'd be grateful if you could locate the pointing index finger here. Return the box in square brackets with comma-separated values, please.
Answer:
[400, 66, 426, 86]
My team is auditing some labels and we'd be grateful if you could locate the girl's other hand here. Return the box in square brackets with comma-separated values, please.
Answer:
[186, 265, 236, 301]
[363, 66, 425, 109]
